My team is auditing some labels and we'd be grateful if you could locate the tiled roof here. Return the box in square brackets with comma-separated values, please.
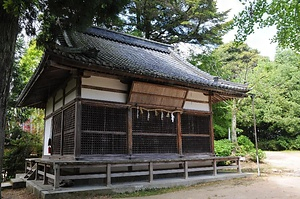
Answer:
[52, 27, 249, 93]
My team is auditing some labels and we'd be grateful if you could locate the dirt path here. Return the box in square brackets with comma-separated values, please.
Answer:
[123, 151, 300, 199]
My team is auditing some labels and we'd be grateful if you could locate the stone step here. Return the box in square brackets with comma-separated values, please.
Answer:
[1, 182, 12, 189]
[10, 178, 26, 189]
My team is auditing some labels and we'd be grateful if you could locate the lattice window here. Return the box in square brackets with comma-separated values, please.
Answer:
[81, 133, 127, 155]
[132, 109, 177, 154]
[52, 113, 62, 155]
[64, 104, 75, 131]
[63, 105, 75, 155]
[132, 109, 177, 134]
[81, 104, 127, 155]
[133, 135, 177, 153]
[182, 137, 211, 153]
[181, 114, 210, 135]
[82, 104, 127, 132]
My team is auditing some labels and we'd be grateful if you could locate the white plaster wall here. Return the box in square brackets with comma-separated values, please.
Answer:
[43, 118, 52, 156]
[82, 88, 127, 103]
[54, 99, 63, 111]
[65, 90, 76, 104]
[65, 78, 76, 93]
[183, 101, 210, 112]
[45, 97, 53, 116]
[82, 76, 128, 91]
[55, 89, 63, 101]
[186, 91, 209, 102]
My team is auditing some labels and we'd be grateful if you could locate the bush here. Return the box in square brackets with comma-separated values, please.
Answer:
[214, 139, 234, 157]
[249, 149, 266, 162]
[290, 135, 300, 150]
[4, 128, 42, 178]
[236, 135, 255, 157]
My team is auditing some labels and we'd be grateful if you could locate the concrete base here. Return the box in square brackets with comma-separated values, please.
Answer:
[26, 173, 252, 199]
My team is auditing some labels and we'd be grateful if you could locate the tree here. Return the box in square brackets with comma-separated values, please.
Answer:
[121, 0, 232, 45]
[0, 0, 129, 196]
[234, 0, 300, 51]
[190, 42, 263, 142]
[238, 49, 300, 150]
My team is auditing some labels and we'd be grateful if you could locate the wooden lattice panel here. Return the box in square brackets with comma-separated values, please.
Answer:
[63, 105, 75, 155]
[81, 104, 127, 155]
[181, 114, 210, 135]
[52, 113, 62, 155]
[182, 136, 211, 153]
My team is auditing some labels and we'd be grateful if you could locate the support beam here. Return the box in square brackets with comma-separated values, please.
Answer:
[127, 108, 133, 155]
[106, 164, 111, 186]
[177, 112, 182, 155]
[149, 162, 153, 182]
[209, 93, 215, 154]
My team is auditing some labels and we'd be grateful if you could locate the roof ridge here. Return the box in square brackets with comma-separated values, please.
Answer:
[83, 26, 172, 53]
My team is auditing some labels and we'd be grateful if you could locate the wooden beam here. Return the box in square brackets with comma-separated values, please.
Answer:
[60, 110, 64, 155]
[149, 162, 153, 182]
[209, 94, 215, 154]
[74, 72, 82, 158]
[127, 108, 133, 155]
[177, 112, 182, 155]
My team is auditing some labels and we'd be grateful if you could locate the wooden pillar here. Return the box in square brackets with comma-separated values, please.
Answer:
[74, 72, 82, 158]
[177, 112, 182, 155]
[149, 162, 153, 182]
[213, 159, 217, 176]
[106, 164, 111, 186]
[127, 108, 133, 155]
[53, 163, 60, 190]
[43, 164, 48, 185]
[209, 93, 215, 154]
[60, 110, 64, 155]
[237, 158, 242, 173]
[35, 163, 39, 180]
[184, 161, 188, 179]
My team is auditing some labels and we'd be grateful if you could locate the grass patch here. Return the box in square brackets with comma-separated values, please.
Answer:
[113, 186, 186, 198]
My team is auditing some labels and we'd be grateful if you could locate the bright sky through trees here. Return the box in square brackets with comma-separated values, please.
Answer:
[217, 0, 277, 60]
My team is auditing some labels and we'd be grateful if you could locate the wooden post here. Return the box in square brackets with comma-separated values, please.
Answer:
[209, 94, 215, 154]
[74, 71, 82, 159]
[35, 163, 39, 180]
[106, 164, 111, 186]
[213, 159, 217, 176]
[149, 162, 153, 182]
[53, 163, 60, 190]
[184, 161, 188, 179]
[127, 108, 133, 155]
[60, 110, 64, 155]
[177, 112, 182, 155]
[43, 164, 48, 185]
[237, 158, 242, 173]
[74, 101, 82, 158]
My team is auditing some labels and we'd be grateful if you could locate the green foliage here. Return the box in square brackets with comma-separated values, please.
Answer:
[238, 49, 300, 146]
[236, 135, 254, 156]
[249, 149, 266, 163]
[7, 40, 43, 131]
[4, 127, 42, 178]
[234, 0, 300, 51]
[214, 139, 234, 157]
[121, 0, 231, 45]
[259, 136, 300, 151]
[212, 102, 231, 139]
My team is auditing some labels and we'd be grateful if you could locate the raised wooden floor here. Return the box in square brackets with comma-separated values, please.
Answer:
[25, 154, 242, 190]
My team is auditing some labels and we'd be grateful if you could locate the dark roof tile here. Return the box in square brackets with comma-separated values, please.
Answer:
[54, 27, 249, 93]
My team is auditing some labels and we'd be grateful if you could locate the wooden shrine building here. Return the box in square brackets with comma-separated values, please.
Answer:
[18, 27, 249, 190]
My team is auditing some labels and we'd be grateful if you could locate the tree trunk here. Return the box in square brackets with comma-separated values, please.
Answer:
[0, 4, 19, 197]
[231, 99, 237, 143]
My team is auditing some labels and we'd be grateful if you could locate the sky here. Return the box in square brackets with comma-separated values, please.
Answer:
[217, 0, 277, 60]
